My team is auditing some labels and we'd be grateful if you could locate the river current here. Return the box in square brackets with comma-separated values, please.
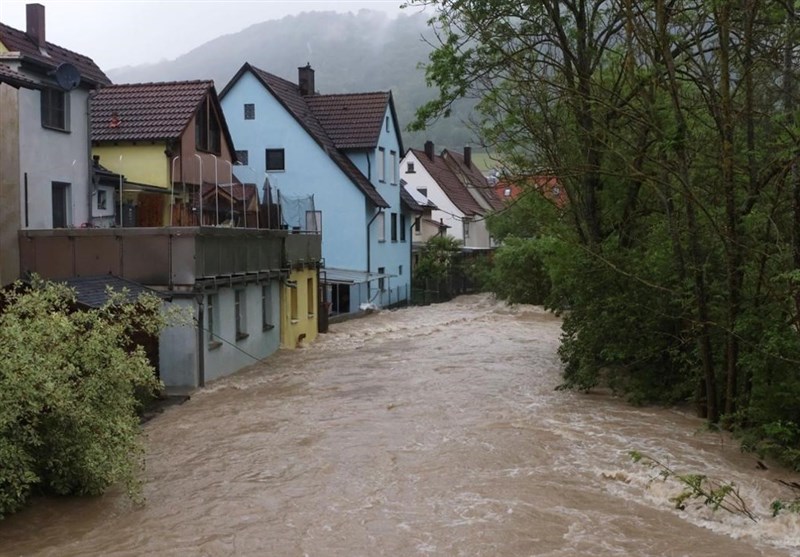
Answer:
[1, 294, 798, 556]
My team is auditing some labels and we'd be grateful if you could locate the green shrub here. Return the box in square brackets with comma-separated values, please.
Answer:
[0, 279, 166, 517]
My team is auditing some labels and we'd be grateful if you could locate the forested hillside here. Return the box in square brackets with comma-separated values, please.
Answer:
[107, 10, 475, 150]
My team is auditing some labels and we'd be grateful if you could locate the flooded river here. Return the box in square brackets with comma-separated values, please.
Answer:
[1, 294, 799, 556]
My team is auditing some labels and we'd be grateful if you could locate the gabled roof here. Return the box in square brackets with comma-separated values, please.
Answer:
[408, 148, 485, 217]
[400, 186, 425, 213]
[306, 92, 397, 151]
[0, 62, 40, 89]
[0, 22, 110, 86]
[221, 63, 389, 208]
[90, 81, 236, 152]
[443, 150, 504, 211]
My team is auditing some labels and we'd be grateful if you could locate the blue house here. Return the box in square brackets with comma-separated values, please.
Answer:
[220, 63, 412, 315]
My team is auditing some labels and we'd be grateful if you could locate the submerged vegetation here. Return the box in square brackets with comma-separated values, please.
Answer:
[411, 0, 800, 468]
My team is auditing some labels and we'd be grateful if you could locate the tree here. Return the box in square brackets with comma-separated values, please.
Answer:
[0, 279, 169, 517]
[410, 0, 800, 466]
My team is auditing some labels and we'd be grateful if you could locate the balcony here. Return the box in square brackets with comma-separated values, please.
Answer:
[19, 227, 321, 288]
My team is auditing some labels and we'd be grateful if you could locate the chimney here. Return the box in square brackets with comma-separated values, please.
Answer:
[26, 4, 46, 49]
[298, 63, 315, 96]
[464, 146, 472, 168]
[424, 140, 434, 161]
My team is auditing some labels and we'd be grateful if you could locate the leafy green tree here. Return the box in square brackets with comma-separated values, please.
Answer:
[410, 0, 800, 467]
[0, 279, 168, 517]
[414, 235, 463, 286]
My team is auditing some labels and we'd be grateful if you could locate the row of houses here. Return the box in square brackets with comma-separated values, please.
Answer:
[0, 4, 503, 392]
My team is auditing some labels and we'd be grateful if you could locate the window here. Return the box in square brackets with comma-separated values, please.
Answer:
[390, 212, 397, 242]
[195, 97, 221, 154]
[400, 214, 406, 242]
[244, 103, 255, 120]
[305, 210, 322, 233]
[385, 116, 390, 132]
[390, 150, 397, 184]
[52, 182, 70, 228]
[376, 212, 385, 242]
[378, 147, 385, 182]
[261, 285, 274, 330]
[406, 162, 415, 173]
[96, 189, 107, 211]
[290, 284, 299, 321]
[41, 88, 69, 131]
[266, 148, 285, 171]
[235, 289, 248, 340]
[463, 218, 470, 239]
[307, 277, 315, 316]
[414, 216, 421, 235]
[378, 267, 385, 291]
[236, 150, 249, 166]
[207, 294, 219, 346]
[399, 264, 403, 276]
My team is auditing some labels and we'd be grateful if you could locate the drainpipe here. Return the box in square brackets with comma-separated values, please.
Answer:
[366, 207, 383, 275]
[366, 150, 372, 181]
[86, 91, 93, 226]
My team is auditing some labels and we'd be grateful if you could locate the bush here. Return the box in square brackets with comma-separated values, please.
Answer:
[0, 279, 166, 517]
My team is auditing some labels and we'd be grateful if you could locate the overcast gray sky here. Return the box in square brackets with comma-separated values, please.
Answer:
[1, 0, 414, 70]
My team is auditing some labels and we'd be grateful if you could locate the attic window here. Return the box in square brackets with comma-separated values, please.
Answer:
[385, 116, 389, 132]
[266, 148, 285, 171]
[196, 97, 221, 154]
[244, 103, 255, 120]
[406, 162, 415, 173]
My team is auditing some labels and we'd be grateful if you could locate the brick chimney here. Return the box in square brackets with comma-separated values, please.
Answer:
[463, 146, 472, 168]
[424, 140, 434, 161]
[26, 3, 46, 49]
[298, 63, 315, 96]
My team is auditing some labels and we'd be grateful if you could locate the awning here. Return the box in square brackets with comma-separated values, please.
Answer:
[321, 268, 394, 285]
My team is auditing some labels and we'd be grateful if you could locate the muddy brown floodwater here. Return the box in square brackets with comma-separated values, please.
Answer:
[1, 294, 799, 556]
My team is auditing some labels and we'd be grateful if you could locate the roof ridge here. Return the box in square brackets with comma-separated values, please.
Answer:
[101, 79, 214, 88]
[309, 91, 390, 99]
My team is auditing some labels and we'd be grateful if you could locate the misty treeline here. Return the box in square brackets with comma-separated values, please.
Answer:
[411, 0, 800, 468]
[108, 10, 476, 150]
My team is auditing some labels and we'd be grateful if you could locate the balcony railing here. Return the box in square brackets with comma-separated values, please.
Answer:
[19, 227, 321, 288]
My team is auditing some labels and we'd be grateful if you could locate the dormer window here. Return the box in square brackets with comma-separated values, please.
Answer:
[41, 87, 69, 131]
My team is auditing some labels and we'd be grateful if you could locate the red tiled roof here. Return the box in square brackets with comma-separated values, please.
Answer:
[443, 150, 504, 211]
[91, 80, 213, 142]
[0, 22, 110, 86]
[231, 63, 388, 208]
[0, 62, 39, 89]
[410, 148, 485, 217]
[306, 92, 390, 150]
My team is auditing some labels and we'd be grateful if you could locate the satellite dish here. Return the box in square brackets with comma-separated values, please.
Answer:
[52, 63, 81, 91]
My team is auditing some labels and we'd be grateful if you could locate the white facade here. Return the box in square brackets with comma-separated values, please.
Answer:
[400, 150, 467, 244]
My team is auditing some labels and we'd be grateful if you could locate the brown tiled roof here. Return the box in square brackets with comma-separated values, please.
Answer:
[305, 92, 390, 150]
[410, 148, 485, 217]
[91, 80, 214, 142]
[225, 63, 388, 208]
[443, 150, 504, 212]
[0, 22, 110, 86]
[0, 62, 39, 89]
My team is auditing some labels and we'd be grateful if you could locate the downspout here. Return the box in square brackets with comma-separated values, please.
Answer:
[365, 150, 372, 181]
[366, 207, 383, 275]
[86, 91, 93, 226]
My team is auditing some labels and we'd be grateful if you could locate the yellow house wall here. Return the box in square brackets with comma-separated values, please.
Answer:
[280, 268, 319, 349]
[93, 143, 170, 189]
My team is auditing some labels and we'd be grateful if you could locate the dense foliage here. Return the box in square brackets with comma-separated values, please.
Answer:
[412, 0, 800, 468]
[0, 280, 165, 517]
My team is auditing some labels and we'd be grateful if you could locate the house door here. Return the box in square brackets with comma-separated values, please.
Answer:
[52, 182, 70, 228]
